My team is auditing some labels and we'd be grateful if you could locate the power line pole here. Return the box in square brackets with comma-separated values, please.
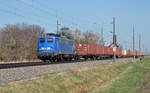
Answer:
[112, 17, 117, 45]
[56, 20, 60, 34]
[113, 17, 116, 44]
[133, 25, 135, 60]
[113, 16, 116, 62]
[87, 30, 89, 55]
[139, 34, 141, 52]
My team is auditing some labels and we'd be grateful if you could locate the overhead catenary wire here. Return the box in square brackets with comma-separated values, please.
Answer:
[29, 0, 102, 31]
[27, 0, 112, 33]
[16, 0, 57, 17]
[1, 0, 114, 33]
[0, 1, 57, 27]
[15, 0, 81, 31]
[14, 0, 56, 23]
[24, 0, 90, 32]
[0, 7, 53, 26]
[33, 1, 147, 53]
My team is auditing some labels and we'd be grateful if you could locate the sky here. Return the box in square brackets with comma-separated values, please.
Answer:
[0, 0, 149, 53]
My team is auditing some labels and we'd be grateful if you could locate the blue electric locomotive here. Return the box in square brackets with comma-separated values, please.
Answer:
[37, 33, 75, 61]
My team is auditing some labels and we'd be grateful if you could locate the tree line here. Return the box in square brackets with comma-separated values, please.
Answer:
[59, 27, 105, 45]
[0, 23, 44, 62]
[0, 23, 104, 62]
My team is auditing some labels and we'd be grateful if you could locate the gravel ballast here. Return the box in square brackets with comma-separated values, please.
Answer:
[0, 58, 132, 85]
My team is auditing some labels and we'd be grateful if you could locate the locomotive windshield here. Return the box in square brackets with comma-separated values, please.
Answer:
[40, 38, 45, 43]
[47, 38, 53, 43]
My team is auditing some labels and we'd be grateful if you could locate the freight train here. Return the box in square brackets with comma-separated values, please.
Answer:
[37, 33, 146, 62]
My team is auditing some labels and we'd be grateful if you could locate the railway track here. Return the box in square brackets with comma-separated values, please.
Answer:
[0, 58, 132, 69]
[0, 60, 91, 69]
[0, 58, 133, 85]
[0, 62, 49, 69]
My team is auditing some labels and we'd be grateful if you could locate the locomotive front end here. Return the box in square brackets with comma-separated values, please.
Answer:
[37, 36, 56, 60]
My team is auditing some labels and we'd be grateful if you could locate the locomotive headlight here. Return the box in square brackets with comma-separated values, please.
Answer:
[47, 47, 51, 50]
[41, 47, 45, 50]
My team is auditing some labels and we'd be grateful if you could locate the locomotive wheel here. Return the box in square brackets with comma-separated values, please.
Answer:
[75, 56, 79, 61]
[51, 57, 57, 62]
[96, 56, 100, 60]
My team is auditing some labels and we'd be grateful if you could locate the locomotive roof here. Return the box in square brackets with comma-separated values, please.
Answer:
[38, 35, 74, 41]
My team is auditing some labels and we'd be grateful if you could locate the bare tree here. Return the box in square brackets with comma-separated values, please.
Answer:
[0, 23, 44, 62]
[82, 31, 100, 44]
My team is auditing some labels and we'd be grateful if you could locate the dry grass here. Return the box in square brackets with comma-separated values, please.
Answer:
[0, 59, 42, 64]
[71, 66, 97, 73]
[0, 61, 132, 93]
[90, 57, 150, 93]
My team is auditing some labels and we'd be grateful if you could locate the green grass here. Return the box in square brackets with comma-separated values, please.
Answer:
[0, 57, 150, 93]
[90, 57, 150, 93]
[141, 57, 150, 67]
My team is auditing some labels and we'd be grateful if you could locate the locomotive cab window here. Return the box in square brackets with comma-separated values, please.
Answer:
[40, 38, 45, 43]
[47, 38, 53, 43]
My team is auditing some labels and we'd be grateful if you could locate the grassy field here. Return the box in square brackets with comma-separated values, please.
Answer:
[0, 57, 150, 93]
[90, 57, 150, 93]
